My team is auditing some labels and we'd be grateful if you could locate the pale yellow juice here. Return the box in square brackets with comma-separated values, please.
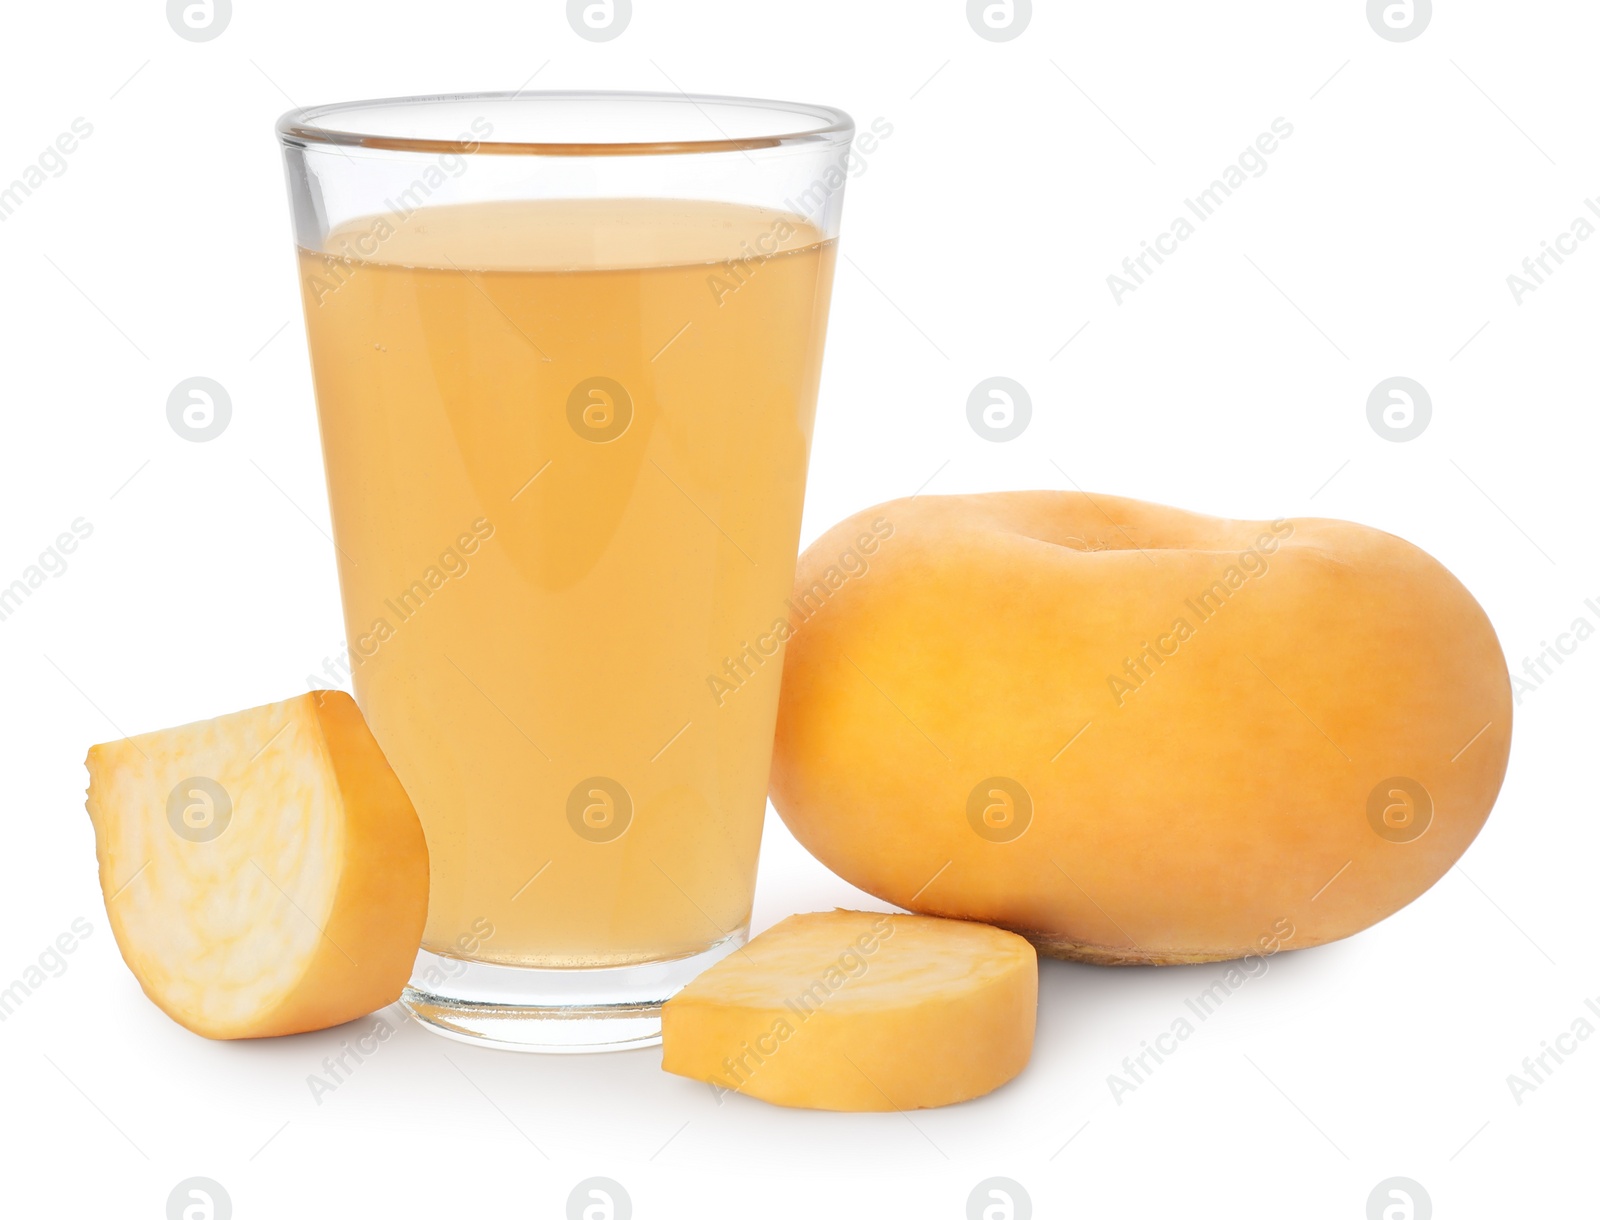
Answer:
[298, 199, 835, 966]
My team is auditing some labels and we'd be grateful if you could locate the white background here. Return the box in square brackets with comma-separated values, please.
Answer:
[1, 1, 1595, 1216]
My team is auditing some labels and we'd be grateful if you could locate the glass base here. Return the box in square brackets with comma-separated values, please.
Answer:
[400, 929, 746, 1053]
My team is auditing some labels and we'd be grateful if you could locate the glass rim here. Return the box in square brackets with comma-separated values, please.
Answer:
[276, 90, 855, 157]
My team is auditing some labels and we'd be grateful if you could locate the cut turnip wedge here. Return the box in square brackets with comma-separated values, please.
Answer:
[84, 691, 429, 1039]
[662, 909, 1037, 1110]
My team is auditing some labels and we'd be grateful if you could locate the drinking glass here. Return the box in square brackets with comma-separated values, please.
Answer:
[278, 92, 852, 1050]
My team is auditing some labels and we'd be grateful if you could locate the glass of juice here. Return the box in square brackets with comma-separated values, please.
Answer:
[277, 93, 852, 1051]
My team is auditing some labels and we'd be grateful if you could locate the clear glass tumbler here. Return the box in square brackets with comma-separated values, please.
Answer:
[277, 92, 852, 1051]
